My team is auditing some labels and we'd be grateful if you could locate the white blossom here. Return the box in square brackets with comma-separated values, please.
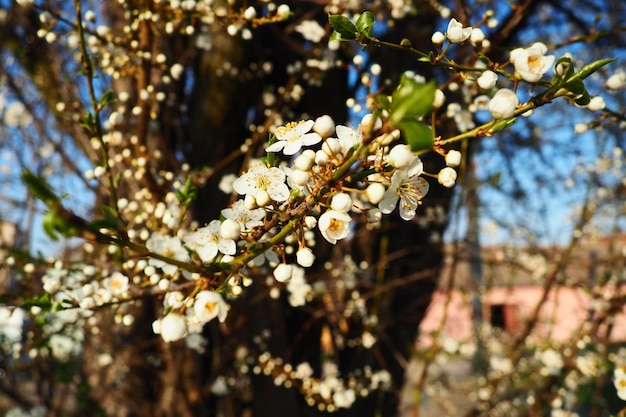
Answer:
[510, 42, 555, 82]
[379, 156, 429, 221]
[193, 290, 228, 323]
[146, 232, 191, 275]
[445, 18, 472, 43]
[318, 210, 352, 244]
[184, 220, 237, 263]
[233, 162, 290, 203]
[295, 20, 326, 43]
[266, 120, 322, 155]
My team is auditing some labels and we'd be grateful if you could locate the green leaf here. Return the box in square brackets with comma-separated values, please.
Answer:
[562, 78, 586, 97]
[328, 15, 357, 41]
[574, 90, 590, 106]
[98, 90, 115, 106]
[263, 133, 277, 167]
[355, 11, 375, 38]
[80, 112, 95, 130]
[489, 118, 517, 133]
[376, 94, 391, 111]
[398, 120, 433, 152]
[42, 211, 60, 241]
[389, 78, 437, 127]
[93, 206, 123, 231]
[568, 57, 616, 82]
[22, 170, 61, 209]
[22, 293, 52, 310]
[551, 56, 575, 85]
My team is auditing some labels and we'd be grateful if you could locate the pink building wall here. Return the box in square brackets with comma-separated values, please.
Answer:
[419, 286, 626, 343]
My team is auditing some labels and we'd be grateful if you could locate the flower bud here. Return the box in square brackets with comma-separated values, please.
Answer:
[366, 183, 386, 205]
[366, 208, 383, 223]
[431, 31, 445, 45]
[488, 88, 518, 119]
[220, 219, 241, 240]
[276, 4, 291, 19]
[587, 96, 606, 111]
[295, 150, 315, 171]
[273, 263, 293, 282]
[291, 169, 311, 186]
[313, 115, 335, 137]
[296, 247, 315, 268]
[470, 28, 485, 45]
[445, 150, 462, 167]
[322, 138, 342, 157]
[159, 314, 187, 342]
[477, 70, 498, 90]
[304, 216, 317, 229]
[433, 89, 446, 109]
[438, 167, 458, 188]
[244, 194, 257, 210]
[330, 193, 353, 212]
[243, 6, 257, 20]
[255, 189, 271, 207]
[315, 150, 330, 165]
[606, 72, 626, 90]
[388, 144, 414, 169]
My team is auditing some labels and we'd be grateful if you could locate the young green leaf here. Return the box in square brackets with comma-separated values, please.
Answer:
[98, 89, 115, 106]
[355, 11, 375, 38]
[568, 57, 616, 82]
[389, 78, 437, 127]
[328, 15, 357, 41]
[397, 120, 433, 152]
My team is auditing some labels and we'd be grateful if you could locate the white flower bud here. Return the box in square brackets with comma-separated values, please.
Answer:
[574, 123, 588, 134]
[445, 150, 462, 167]
[361, 113, 383, 131]
[295, 151, 315, 171]
[388, 144, 414, 169]
[438, 167, 458, 188]
[170, 63, 184, 80]
[220, 219, 241, 240]
[477, 70, 498, 90]
[315, 150, 330, 165]
[273, 263, 293, 282]
[243, 6, 257, 20]
[291, 169, 311, 186]
[255, 189, 271, 207]
[276, 4, 291, 19]
[488, 88, 518, 119]
[244, 194, 257, 210]
[313, 115, 336, 137]
[159, 314, 187, 342]
[296, 247, 315, 267]
[433, 89, 446, 109]
[158, 278, 170, 291]
[322, 138, 342, 157]
[330, 193, 353, 212]
[366, 208, 383, 223]
[366, 183, 386, 205]
[431, 31, 445, 45]
[470, 28, 485, 45]
[606, 73, 626, 90]
[587, 96, 606, 111]
[304, 216, 317, 229]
